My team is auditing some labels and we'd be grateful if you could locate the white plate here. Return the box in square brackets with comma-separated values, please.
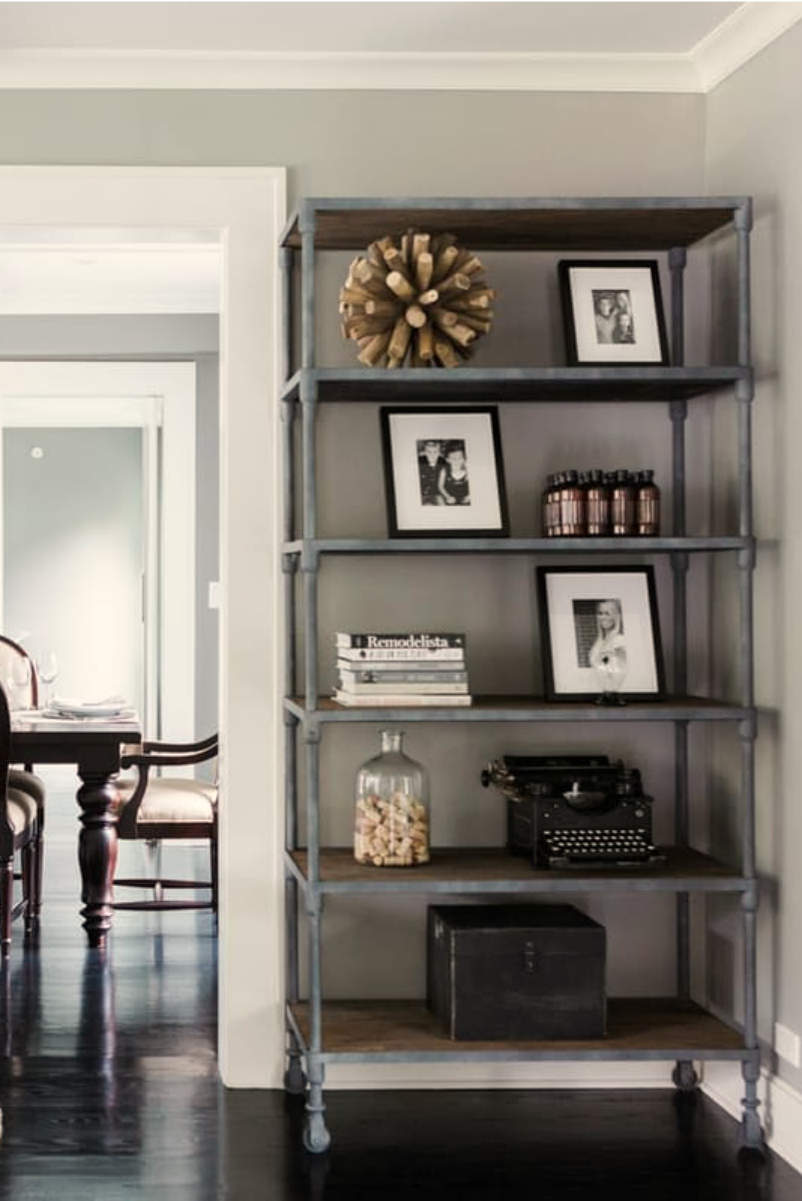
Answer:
[49, 697, 133, 719]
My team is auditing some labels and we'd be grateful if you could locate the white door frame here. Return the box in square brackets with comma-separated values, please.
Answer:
[0, 360, 197, 740]
[0, 166, 287, 1089]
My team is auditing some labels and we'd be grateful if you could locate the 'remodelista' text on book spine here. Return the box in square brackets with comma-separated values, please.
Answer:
[335, 632, 466, 650]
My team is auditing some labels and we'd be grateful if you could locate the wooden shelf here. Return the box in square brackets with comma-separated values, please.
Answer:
[287, 847, 746, 895]
[287, 998, 747, 1061]
[285, 695, 752, 723]
[282, 366, 748, 407]
[281, 198, 744, 252]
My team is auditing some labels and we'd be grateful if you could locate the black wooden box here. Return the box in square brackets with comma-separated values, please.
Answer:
[426, 903, 606, 1040]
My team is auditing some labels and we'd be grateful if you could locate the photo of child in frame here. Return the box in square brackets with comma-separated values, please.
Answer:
[416, 437, 471, 505]
[593, 289, 636, 345]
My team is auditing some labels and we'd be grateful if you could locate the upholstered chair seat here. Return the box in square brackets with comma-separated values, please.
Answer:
[6, 789, 38, 835]
[8, 770, 46, 810]
[115, 776, 217, 826]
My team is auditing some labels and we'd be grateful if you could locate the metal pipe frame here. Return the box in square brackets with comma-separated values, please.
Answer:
[303, 719, 331, 1152]
[279, 245, 294, 386]
[278, 195, 761, 1156]
[734, 198, 762, 1151]
[669, 250, 694, 1089]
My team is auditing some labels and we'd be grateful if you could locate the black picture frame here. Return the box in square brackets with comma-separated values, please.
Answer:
[536, 565, 665, 701]
[380, 406, 509, 538]
[558, 259, 670, 367]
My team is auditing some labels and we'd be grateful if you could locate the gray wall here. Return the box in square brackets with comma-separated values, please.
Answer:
[705, 22, 802, 1093]
[4, 426, 143, 708]
[0, 90, 705, 203]
[0, 314, 220, 739]
[0, 93, 716, 1004]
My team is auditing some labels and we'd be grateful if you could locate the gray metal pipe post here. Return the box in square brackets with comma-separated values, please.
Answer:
[669, 246, 686, 370]
[279, 245, 294, 385]
[300, 374, 319, 708]
[304, 720, 323, 1052]
[302, 545, 319, 711]
[281, 400, 297, 546]
[670, 248, 691, 1008]
[303, 720, 330, 1152]
[300, 204, 316, 372]
[735, 198, 760, 1146]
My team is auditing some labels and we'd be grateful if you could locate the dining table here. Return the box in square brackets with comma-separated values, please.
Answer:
[11, 711, 142, 949]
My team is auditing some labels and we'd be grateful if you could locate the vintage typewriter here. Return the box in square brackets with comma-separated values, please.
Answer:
[481, 754, 664, 869]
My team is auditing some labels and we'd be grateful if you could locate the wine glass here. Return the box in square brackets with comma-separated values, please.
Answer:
[7, 656, 32, 712]
[36, 651, 58, 708]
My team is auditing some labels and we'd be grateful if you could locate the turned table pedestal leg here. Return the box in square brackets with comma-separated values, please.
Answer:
[76, 770, 119, 949]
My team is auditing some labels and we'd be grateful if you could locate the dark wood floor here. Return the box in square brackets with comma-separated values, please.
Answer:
[1, 780, 801, 1200]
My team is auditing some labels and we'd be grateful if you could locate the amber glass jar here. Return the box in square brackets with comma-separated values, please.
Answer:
[635, 469, 661, 536]
[611, 470, 636, 536]
[585, 469, 611, 536]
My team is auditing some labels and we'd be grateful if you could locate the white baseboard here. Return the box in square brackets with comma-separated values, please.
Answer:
[327, 1061, 675, 1089]
[702, 1062, 802, 1174]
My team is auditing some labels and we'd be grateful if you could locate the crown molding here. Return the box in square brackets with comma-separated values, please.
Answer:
[0, 48, 700, 92]
[692, 1, 802, 91]
[0, 7, 799, 94]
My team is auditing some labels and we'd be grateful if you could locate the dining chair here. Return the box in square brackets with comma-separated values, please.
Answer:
[0, 635, 45, 917]
[112, 733, 218, 912]
[0, 682, 42, 957]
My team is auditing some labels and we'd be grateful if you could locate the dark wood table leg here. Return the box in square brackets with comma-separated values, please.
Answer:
[76, 769, 119, 949]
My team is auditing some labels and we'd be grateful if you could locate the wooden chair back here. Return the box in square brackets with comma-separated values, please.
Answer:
[0, 636, 38, 710]
[0, 682, 15, 855]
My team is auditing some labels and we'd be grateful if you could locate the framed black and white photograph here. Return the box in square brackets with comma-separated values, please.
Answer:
[380, 406, 509, 537]
[558, 260, 670, 366]
[536, 566, 665, 701]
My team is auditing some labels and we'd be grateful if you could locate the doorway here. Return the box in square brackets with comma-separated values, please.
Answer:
[0, 360, 199, 740]
[3, 424, 145, 713]
[0, 166, 286, 1089]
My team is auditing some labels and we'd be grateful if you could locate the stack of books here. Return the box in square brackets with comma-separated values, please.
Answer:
[334, 633, 471, 707]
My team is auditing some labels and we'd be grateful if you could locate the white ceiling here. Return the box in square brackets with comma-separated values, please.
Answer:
[0, 3, 743, 55]
[0, 244, 222, 316]
[0, 2, 799, 93]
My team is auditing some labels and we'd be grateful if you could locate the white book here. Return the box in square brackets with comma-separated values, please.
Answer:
[334, 690, 473, 708]
[336, 646, 466, 662]
[336, 658, 465, 675]
[338, 667, 468, 686]
[336, 632, 465, 650]
[337, 680, 470, 695]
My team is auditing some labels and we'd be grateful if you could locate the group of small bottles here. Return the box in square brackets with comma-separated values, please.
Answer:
[542, 469, 660, 537]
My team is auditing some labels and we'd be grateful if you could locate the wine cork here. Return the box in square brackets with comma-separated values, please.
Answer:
[354, 791, 430, 866]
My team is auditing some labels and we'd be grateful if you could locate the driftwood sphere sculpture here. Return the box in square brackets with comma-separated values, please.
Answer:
[339, 231, 495, 368]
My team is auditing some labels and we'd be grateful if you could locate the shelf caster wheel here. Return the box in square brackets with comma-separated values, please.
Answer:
[737, 1141, 768, 1163]
[303, 1112, 332, 1155]
[672, 1061, 699, 1091]
[284, 1057, 307, 1096]
[738, 1110, 767, 1164]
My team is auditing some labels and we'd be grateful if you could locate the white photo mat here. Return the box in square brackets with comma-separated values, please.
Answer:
[384, 408, 505, 533]
[544, 570, 660, 695]
[566, 264, 665, 364]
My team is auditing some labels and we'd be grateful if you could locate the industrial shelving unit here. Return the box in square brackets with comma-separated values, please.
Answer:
[279, 197, 760, 1155]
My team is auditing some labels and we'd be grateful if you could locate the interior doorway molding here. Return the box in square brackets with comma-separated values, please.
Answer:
[0, 360, 197, 741]
[0, 165, 287, 1089]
